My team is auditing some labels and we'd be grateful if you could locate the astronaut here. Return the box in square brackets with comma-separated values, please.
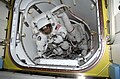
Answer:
[31, 11, 68, 59]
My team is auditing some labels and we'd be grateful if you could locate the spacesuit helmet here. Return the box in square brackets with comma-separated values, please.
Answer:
[37, 17, 53, 35]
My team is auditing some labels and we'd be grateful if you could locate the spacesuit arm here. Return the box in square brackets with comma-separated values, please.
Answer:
[36, 33, 48, 57]
[58, 12, 74, 33]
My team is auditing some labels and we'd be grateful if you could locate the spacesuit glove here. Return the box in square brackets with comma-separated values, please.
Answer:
[53, 34, 63, 44]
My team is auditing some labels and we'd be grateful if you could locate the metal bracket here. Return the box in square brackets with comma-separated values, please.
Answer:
[0, 39, 10, 46]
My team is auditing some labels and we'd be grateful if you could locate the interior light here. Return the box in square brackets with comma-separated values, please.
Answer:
[77, 75, 86, 79]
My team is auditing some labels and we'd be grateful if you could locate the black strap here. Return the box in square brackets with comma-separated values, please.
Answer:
[32, 4, 42, 14]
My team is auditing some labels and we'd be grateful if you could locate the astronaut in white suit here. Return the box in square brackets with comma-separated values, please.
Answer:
[32, 11, 69, 58]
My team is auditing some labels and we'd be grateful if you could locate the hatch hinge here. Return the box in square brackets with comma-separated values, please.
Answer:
[0, 39, 10, 46]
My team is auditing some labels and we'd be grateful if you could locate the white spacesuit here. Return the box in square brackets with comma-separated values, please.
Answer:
[31, 11, 68, 58]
